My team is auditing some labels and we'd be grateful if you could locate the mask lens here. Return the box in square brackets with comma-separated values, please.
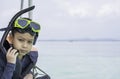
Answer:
[18, 19, 28, 27]
[30, 22, 40, 30]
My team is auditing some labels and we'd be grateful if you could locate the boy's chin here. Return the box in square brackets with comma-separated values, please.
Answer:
[19, 52, 28, 56]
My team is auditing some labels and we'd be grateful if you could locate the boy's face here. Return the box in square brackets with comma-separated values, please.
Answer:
[10, 32, 35, 56]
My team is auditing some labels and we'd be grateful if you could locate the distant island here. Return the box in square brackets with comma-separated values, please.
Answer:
[38, 39, 120, 42]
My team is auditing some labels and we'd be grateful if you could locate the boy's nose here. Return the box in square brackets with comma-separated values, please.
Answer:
[22, 42, 28, 48]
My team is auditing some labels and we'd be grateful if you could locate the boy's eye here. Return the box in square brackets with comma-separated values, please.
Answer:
[18, 39, 24, 42]
[28, 41, 33, 44]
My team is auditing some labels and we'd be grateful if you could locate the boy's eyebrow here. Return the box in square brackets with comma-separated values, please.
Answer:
[17, 36, 34, 40]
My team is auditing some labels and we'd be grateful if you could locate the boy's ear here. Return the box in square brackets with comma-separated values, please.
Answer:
[6, 33, 13, 44]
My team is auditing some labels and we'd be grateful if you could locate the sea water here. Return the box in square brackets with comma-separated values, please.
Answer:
[35, 41, 120, 79]
[1, 32, 120, 79]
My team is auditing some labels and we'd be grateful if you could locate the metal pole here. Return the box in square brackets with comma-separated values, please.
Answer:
[28, 0, 33, 19]
[20, 0, 24, 18]
[20, 0, 24, 10]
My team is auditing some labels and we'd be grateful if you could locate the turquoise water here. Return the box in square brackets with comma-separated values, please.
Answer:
[35, 41, 120, 79]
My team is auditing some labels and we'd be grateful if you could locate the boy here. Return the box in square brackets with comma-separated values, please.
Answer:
[0, 18, 40, 79]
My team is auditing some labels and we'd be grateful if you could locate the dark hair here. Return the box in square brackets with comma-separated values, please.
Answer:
[11, 27, 36, 36]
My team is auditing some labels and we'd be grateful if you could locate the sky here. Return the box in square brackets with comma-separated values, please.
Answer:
[0, 0, 120, 40]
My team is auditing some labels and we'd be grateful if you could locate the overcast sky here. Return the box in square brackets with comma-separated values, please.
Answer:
[0, 0, 120, 40]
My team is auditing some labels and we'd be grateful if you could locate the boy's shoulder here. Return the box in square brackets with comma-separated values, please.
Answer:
[29, 46, 38, 57]
[28, 46, 38, 63]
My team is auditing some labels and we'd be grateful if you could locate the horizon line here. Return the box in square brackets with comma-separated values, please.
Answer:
[38, 39, 120, 42]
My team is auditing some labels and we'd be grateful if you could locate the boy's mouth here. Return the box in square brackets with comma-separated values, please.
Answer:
[19, 50, 28, 54]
